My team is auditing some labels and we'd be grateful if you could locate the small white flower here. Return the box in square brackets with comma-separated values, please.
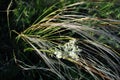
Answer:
[69, 52, 79, 60]
[54, 51, 62, 59]
[54, 39, 82, 61]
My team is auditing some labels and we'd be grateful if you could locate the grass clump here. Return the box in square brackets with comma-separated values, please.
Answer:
[17, 1, 120, 80]
[0, 0, 120, 80]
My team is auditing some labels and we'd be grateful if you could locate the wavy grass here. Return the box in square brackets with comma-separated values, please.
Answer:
[15, 1, 120, 80]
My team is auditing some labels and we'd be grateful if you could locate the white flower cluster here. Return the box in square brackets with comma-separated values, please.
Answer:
[54, 39, 82, 61]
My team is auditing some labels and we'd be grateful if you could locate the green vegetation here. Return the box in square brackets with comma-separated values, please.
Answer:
[0, 0, 120, 80]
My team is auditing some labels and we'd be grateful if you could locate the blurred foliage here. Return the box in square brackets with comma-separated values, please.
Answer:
[13, 0, 59, 31]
